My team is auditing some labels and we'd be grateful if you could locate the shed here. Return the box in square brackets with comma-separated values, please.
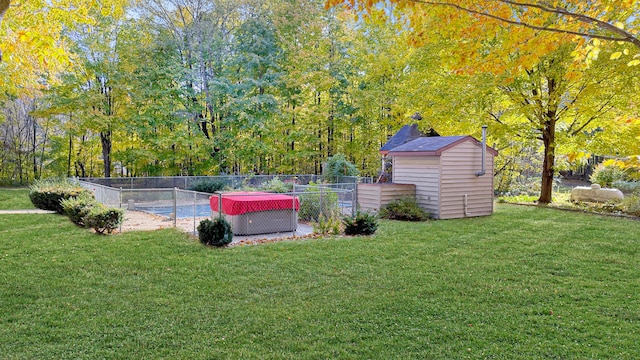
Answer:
[386, 135, 498, 219]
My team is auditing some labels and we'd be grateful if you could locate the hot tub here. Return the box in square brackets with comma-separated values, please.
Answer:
[210, 192, 300, 235]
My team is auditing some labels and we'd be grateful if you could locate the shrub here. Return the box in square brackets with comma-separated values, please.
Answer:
[84, 205, 124, 234]
[590, 163, 628, 187]
[189, 179, 227, 194]
[298, 183, 340, 222]
[379, 197, 430, 221]
[343, 211, 378, 236]
[612, 180, 640, 194]
[29, 178, 93, 214]
[260, 177, 292, 193]
[313, 214, 342, 235]
[198, 218, 233, 247]
[322, 153, 359, 183]
[622, 194, 640, 217]
[61, 193, 98, 227]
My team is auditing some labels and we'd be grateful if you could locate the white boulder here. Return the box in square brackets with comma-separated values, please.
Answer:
[570, 184, 624, 203]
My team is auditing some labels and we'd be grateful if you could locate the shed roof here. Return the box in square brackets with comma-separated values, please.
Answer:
[387, 135, 498, 156]
[380, 124, 426, 154]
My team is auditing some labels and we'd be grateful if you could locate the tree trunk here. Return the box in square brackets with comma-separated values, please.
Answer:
[538, 118, 556, 204]
[67, 131, 73, 178]
[101, 131, 112, 178]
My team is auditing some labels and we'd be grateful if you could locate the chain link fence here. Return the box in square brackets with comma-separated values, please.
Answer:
[78, 175, 374, 190]
[78, 178, 358, 239]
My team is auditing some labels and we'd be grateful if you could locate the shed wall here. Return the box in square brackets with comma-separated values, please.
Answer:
[439, 141, 494, 219]
[392, 157, 441, 218]
[357, 184, 416, 213]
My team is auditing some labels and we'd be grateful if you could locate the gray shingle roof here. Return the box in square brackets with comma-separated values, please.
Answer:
[387, 136, 468, 153]
[380, 124, 426, 153]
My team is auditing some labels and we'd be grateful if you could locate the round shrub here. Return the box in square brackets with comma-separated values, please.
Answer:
[260, 177, 293, 193]
[198, 218, 233, 247]
[189, 179, 228, 194]
[590, 163, 627, 187]
[61, 193, 98, 227]
[84, 205, 124, 234]
[322, 153, 359, 183]
[342, 211, 378, 236]
[379, 197, 430, 221]
[29, 178, 94, 213]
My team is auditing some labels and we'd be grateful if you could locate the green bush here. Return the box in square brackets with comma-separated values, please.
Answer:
[61, 193, 98, 227]
[612, 180, 640, 194]
[342, 211, 378, 236]
[622, 194, 640, 217]
[379, 197, 430, 221]
[590, 163, 628, 187]
[198, 218, 233, 247]
[298, 183, 340, 222]
[313, 214, 342, 235]
[322, 153, 359, 183]
[84, 205, 124, 234]
[29, 178, 93, 214]
[189, 179, 227, 194]
[260, 177, 293, 193]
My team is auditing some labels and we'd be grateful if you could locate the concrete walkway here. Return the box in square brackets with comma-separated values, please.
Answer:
[0, 209, 56, 214]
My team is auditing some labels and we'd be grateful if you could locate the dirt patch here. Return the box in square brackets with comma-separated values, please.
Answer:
[119, 210, 207, 234]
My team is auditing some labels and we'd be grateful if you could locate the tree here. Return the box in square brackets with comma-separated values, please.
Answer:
[326, 1, 640, 60]
[0, 0, 127, 98]
[327, 0, 640, 203]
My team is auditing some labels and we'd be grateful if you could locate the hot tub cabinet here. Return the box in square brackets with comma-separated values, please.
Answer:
[357, 183, 416, 213]
[210, 192, 299, 235]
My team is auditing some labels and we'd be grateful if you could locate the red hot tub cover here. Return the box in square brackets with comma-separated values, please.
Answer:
[209, 192, 300, 216]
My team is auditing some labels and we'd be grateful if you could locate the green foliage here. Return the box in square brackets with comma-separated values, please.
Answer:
[590, 163, 628, 187]
[29, 178, 93, 214]
[312, 214, 342, 235]
[84, 204, 124, 234]
[342, 211, 378, 236]
[61, 193, 98, 227]
[622, 194, 640, 217]
[378, 197, 430, 221]
[189, 179, 227, 194]
[197, 218, 233, 247]
[298, 183, 340, 222]
[612, 180, 640, 194]
[322, 153, 359, 183]
[260, 177, 293, 193]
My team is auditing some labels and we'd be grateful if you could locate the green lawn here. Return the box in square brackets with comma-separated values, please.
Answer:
[1, 194, 639, 358]
[0, 188, 34, 210]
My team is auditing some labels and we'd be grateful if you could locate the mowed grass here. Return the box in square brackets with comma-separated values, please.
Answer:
[1, 196, 640, 358]
[0, 188, 34, 210]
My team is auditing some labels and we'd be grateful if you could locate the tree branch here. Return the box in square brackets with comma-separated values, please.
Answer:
[407, 0, 640, 49]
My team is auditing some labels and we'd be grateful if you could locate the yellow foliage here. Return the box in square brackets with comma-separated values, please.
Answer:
[0, 0, 127, 97]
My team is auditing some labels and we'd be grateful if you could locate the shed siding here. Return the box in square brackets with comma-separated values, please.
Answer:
[357, 184, 416, 212]
[439, 141, 494, 219]
[392, 157, 441, 218]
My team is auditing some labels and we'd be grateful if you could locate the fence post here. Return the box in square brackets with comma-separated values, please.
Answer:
[319, 185, 324, 219]
[173, 187, 177, 228]
[292, 191, 296, 236]
[353, 184, 358, 216]
[119, 187, 123, 234]
[218, 192, 223, 219]
[193, 190, 197, 235]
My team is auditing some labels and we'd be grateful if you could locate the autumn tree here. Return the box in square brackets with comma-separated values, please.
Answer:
[327, 0, 640, 203]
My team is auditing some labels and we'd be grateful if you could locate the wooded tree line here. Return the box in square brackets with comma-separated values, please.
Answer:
[1, 0, 639, 203]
